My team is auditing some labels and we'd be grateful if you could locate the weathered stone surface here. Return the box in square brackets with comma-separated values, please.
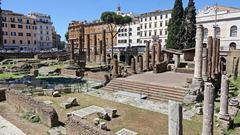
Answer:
[66, 97, 79, 106]
[99, 122, 107, 130]
[229, 98, 239, 107]
[131, 57, 136, 74]
[6, 90, 59, 127]
[70, 40, 74, 60]
[207, 37, 213, 78]
[112, 58, 119, 77]
[53, 91, 61, 97]
[138, 56, 143, 72]
[219, 75, 230, 118]
[168, 100, 183, 135]
[66, 115, 114, 135]
[60, 102, 72, 109]
[153, 61, 168, 73]
[105, 107, 117, 118]
[97, 111, 111, 121]
[87, 34, 91, 62]
[0, 88, 6, 101]
[152, 45, 156, 68]
[202, 82, 215, 135]
[156, 42, 162, 63]
[202, 47, 208, 82]
[102, 30, 107, 64]
[48, 126, 66, 135]
[145, 41, 150, 71]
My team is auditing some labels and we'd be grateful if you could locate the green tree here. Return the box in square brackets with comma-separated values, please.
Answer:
[184, 0, 196, 49]
[65, 32, 69, 41]
[59, 41, 66, 50]
[101, 12, 132, 58]
[167, 0, 185, 49]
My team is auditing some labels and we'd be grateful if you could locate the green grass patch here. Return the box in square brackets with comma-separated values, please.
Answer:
[21, 111, 40, 123]
[0, 72, 25, 80]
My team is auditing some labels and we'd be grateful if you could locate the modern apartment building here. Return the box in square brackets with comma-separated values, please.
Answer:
[139, 10, 172, 47]
[2, 10, 38, 51]
[28, 12, 54, 50]
[197, 5, 240, 51]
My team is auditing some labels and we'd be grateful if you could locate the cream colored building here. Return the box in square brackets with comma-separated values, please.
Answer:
[2, 10, 37, 51]
[197, 5, 240, 51]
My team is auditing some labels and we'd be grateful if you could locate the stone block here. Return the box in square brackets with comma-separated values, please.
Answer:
[97, 111, 111, 121]
[99, 122, 107, 130]
[53, 91, 61, 97]
[105, 108, 117, 118]
[66, 97, 79, 106]
[60, 102, 72, 109]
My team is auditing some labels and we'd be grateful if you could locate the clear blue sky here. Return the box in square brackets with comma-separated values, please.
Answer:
[2, 0, 240, 41]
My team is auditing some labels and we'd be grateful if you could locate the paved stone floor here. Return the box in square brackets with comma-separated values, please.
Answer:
[71, 105, 105, 118]
[0, 115, 26, 135]
[117, 71, 193, 88]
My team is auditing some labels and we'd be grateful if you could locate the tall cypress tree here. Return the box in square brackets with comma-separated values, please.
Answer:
[184, 0, 196, 49]
[167, 0, 184, 49]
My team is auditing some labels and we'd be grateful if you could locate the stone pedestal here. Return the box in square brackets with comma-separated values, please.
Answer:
[168, 100, 183, 135]
[102, 30, 107, 64]
[219, 75, 230, 120]
[202, 47, 208, 82]
[202, 82, 215, 135]
[157, 42, 162, 63]
[87, 34, 90, 62]
[145, 41, 150, 71]
[152, 45, 156, 68]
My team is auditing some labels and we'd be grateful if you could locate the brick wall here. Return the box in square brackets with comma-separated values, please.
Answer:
[5, 90, 59, 127]
[66, 115, 114, 135]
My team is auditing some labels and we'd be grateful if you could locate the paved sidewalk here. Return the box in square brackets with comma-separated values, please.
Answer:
[0, 115, 26, 135]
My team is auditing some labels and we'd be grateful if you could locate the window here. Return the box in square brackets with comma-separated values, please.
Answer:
[20, 40, 23, 44]
[149, 17, 151, 21]
[2, 23, 4, 27]
[165, 29, 168, 35]
[26, 33, 31, 37]
[216, 27, 221, 37]
[5, 32, 8, 36]
[12, 40, 15, 44]
[129, 28, 132, 31]
[129, 39, 132, 43]
[160, 15, 163, 19]
[230, 26, 237, 37]
[149, 31, 152, 36]
[18, 25, 23, 29]
[165, 21, 168, 26]
[166, 14, 168, 18]
[204, 28, 208, 39]
[46, 26, 49, 29]
[46, 36, 49, 41]
[18, 18, 22, 23]
[4, 40, 7, 44]
[11, 24, 16, 28]
[10, 18, 15, 22]
[154, 30, 157, 36]
[144, 31, 147, 36]
[129, 33, 132, 36]
[155, 16, 157, 20]
[26, 20, 30, 24]
[28, 40, 31, 44]
[160, 22, 162, 27]
[137, 39, 140, 43]
[145, 23, 147, 29]
[40, 25, 42, 29]
[40, 36, 43, 40]
[18, 32, 23, 36]
[154, 22, 157, 28]
[137, 32, 140, 36]
[149, 23, 152, 28]
[145, 18, 147, 21]
[137, 27, 140, 31]
[40, 31, 43, 34]
[160, 30, 162, 35]
[47, 31, 49, 35]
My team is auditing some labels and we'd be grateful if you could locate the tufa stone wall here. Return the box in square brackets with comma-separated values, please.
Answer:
[66, 115, 114, 135]
[5, 90, 59, 127]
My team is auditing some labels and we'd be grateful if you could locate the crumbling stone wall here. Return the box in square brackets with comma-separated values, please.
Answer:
[153, 61, 168, 73]
[66, 115, 114, 135]
[5, 90, 59, 127]
[0, 88, 6, 101]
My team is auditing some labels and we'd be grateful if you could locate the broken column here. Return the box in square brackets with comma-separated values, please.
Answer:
[70, 40, 74, 60]
[145, 41, 150, 71]
[208, 36, 213, 79]
[157, 41, 162, 63]
[202, 45, 208, 82]
[152, 45, 156, 68]
[212, 38, 217, 78]
[131, 57, 136, 74]
[94, 34, 97, 62]
[138, 55, 143, 72]
[174, 54, 180, 68]
[87, 34, 90, 62]
[202, 82, 215, 135]
[102, 30, 107, 64]
[112, 58, 119, 77]
[219, 74, 230, 120]
[192, 25, 204, 88]
[168, 100, 183, 135]
[99, 40, 102, 63]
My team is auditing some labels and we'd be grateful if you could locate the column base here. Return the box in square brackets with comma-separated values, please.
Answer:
[218, 113, 231, 121]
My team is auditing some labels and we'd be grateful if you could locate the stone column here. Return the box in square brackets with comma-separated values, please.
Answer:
[138, 56, 143, 72]
[99, 40, 102, 63]
[202, 47, 208, 82]
[168, 100, 183, 135]
[219, 75, 230, 118]
[145, 41, 150, 71]
[94, 34, 97, 62]
[102, 30, 107, 64]
[152, 45, 156, 68]
[208, 36, 213, 79]
[174, 54, 180, 68]
[131, 57, 136, 74]
[216, 38, 220, 73]
[157, 42, 162, 63]
[79, 35, 83, 52]
[112, 58, 118, 77]
[87, 34, 90, 62]
[70, 40, 74, 60]
[193, 25, 204, 85]
[202, 82, 215, 135]
[212, 38, 217, 78]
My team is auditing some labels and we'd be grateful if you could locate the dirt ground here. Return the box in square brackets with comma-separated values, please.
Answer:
[0, 101, 49, 135]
